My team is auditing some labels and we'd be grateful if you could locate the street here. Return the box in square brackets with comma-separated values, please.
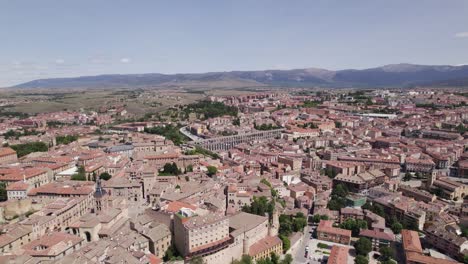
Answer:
[293, 224, 355, 264]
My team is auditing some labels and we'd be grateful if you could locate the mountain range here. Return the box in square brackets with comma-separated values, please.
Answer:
[12, 63, 468, 89]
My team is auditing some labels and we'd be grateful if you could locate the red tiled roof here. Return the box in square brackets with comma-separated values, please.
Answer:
[165, 201, 196, 213]
[317, 220, 352, 237]
[406, 251, 459, 264]
[328, 245, 349, 264]
[401, 229, 423, 254]
[248, 236, 282, 256]
[6, 181, 29, 191]
[0, 147, 16, 157]
[359, 229, 395, 241]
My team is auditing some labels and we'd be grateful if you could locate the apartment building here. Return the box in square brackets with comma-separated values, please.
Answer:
[317, 220, 351, 245]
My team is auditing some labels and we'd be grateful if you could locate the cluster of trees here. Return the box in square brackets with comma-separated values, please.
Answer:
[354, 237, 372, 264]
[279, 212, 308, 237]
[302, 100, 321, 107]
[0, 110, 29, 119]
[260, 178, 272, 188]
[46, 121, 68, 128]
[159, 162, 182, 176]
[206, 166, 217, 177]
[0, 182, 7, 202]
[327, 184, 348, 210]
[231, 254, 292, 264]
[71, 166, 87, 181]
[163, 245, 183, 262]
[99, 172, 112, 181]
[144, 125, 187, 145]
[361, 201, 384, 217]
[323, 167, 338, 178]
[242, 196, 275, 219]
[340, 218, 368, 237]
[185, 146, 220, 159]
[3, 129, 42, 140]
[254, 123, 282, 131]
[403, 172, 428, 181]
[311, 214, 329, 223]
[11, 142, 48, 157]
[300, 122, 318, 129]
[456, 123, 467, 134]
[388, 216, 404, 234]
[232, 118, 241, 126]
[56, 135, 78, 145]
[354, 242, 396, 264]
[183, 101, 238, 120]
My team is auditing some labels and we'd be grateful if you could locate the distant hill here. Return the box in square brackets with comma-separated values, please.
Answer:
[12, 63, 468, 89]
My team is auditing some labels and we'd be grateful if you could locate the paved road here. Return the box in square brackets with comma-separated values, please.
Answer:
[293, 224, 356, 264]
[293, 225, 314, 264]
[179, 126, 203, 141]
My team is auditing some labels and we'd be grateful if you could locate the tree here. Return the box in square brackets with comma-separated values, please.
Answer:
[279, 235, 290, 253]
[261, 178, 272, 188]
[379, 246, 394, 261]
[163, 245, 183, 262]
[281, 254, 293, 264]
[292, 216, 307, 232]
[270, 253, 279, 264]
[463, 255, 468, 264]
[327, 184, 348, 210]
[189, 256, 205, 264]
[354, 237, 372, 256]
[99, 172, 112, 181]
[279, 216, 293, 237]
[403, 172, 412, 181]
[186, 164, 193, 172]
[207, 166, 218, 177]
[391, 221, 403, 234]
[71, 174, 86, 181]
[71, 166, 87, 181]
[354, 255, 369, 264]
[340, 218, 368, 237]
[159, 162, 181, 176]
[242, 196, 275, 220]
[10, 142, 48, 157]
[0, 182, 7, 202]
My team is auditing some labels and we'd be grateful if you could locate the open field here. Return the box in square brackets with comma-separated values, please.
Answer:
[0, 88, 206, 116]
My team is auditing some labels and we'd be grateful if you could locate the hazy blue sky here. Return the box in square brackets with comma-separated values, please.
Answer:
[1, 0, 468, 86]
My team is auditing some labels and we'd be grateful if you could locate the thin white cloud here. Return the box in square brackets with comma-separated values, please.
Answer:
[455, 32, 468, 38]
[55, 58, 65, 64]
[120, 57, 131, 63]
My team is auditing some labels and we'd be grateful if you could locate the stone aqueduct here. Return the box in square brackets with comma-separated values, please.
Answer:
[190, 129, 284, 151]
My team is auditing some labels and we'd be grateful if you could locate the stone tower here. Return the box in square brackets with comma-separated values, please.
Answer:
[268, 208, 279, 237]
[242, 234, 250, 255]
[426, 170, 437, 189]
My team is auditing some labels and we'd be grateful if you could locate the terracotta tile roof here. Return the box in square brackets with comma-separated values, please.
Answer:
[6, 181, 29, 191]
[328, 245, 349, 264]
[248, 236, 282, 256]
[359, 229, 395, 241]
[0, 147, 16, 157]
[165, 201, 196, 213]
[0, 168, 48, 182]
[22, 232, 83, 257]
[317, 220, 351, 237]
[406, 251, 459, 264]
[29, 182, 93, 196]
[401, 229, 423, 254]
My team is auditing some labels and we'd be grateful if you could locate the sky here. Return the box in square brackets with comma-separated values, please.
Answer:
[1, 0, 468, 87]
